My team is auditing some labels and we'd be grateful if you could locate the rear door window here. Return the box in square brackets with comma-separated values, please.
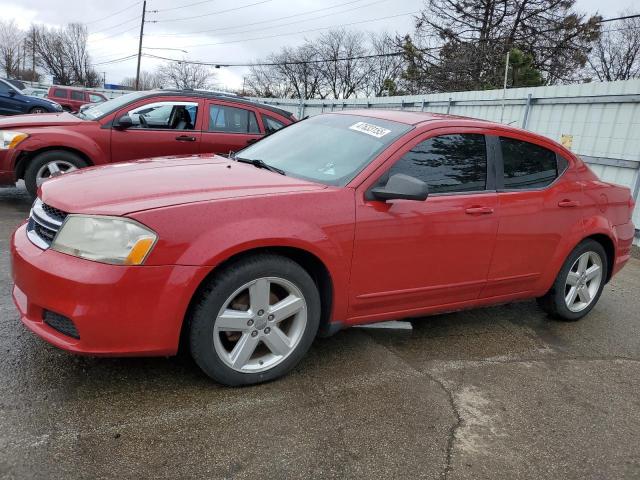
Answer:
[209, 104, 260, 133]
[499, 137, 559, 189]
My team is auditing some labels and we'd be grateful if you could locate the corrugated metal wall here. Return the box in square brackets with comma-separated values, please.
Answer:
[255, 79, 640, 242]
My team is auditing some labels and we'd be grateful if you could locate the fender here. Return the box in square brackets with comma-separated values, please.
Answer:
[130, 189, 357, 322]
[16, 128, 108, 166]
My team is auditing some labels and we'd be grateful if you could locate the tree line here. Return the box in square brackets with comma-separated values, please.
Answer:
[1, 0, 639, 95]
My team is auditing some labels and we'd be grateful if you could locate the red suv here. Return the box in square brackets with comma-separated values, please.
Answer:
[46, 86, 107, 112]
[0, 90, 295, 197]
[10, 111, 635, 386]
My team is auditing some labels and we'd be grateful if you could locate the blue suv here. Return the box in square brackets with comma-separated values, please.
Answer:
[0, 78, 63, 116]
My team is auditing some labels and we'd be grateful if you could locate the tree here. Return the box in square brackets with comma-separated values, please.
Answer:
[121, 71, 163, 90]
[401, 0, 601, 92]
[30, 23, 101, 86]
[363, 32, 406, 96]
[156, 61, 214, 89]
[0, 20, 23, 78]
[587, 13, 640, 81]
[314, 29, 369, 99]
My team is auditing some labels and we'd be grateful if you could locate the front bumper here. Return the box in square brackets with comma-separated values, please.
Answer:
[0, 149, 19, 185]
[10, 224, 210, 356]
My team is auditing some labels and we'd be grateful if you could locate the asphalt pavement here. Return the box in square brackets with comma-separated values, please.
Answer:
[1, 183, 639, 479]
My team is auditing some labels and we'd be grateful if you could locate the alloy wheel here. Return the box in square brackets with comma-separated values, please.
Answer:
[213, 276, 307, 373]
[564, 251, 603, 312]
[35, 160, 78, 187]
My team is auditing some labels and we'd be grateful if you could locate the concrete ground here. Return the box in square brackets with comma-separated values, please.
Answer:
[1, 184, 639, 480]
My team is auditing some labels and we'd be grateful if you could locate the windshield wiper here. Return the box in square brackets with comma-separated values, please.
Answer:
[234, 157, 286, 176]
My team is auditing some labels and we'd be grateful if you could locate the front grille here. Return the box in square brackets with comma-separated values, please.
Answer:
[41, 203, 68, 223]
[43, 310, 80, 339]
[26, 199, 68, 249]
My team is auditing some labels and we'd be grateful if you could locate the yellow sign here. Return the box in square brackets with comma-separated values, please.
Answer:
[560, 134, 573, 150]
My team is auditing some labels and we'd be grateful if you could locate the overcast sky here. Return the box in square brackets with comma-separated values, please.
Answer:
[1, 0, 638, 90]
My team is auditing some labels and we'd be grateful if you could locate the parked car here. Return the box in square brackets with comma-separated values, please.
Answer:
[10, 111, 635, 386]
[0, 78, 63, 116]
[22, 87, 48, 98]
[0, 89, 294, 197]
[46, 86, 107, 112]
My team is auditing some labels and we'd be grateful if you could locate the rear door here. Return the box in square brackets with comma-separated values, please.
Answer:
[110, 98, 203, 163]
[482, 134, 583, 297]
[201, 101, 263, 156]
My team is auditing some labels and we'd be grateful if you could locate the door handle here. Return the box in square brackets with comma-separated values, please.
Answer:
[465, 206, 494, 215]
[175, 135, 196, 142]
[558, 199, 579, 208]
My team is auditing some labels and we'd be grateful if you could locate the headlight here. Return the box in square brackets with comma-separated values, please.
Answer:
[1, 130, 29, 149]
[51, 215, 157, 265]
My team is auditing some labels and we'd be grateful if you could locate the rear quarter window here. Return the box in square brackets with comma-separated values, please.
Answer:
[53, 89, 68, 99]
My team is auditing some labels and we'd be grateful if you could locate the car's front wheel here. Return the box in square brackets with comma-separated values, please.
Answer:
[24, 150, 88, 198]
[189, 254, 321, 386]
[28, 107, 47, 114]
[537, 239, 607, 321]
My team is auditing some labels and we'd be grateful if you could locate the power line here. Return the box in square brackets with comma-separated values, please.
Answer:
[90, 24, 140, 43]
[142, 50, 412, 68]
[179, 11, 419, 48]
[92, 54, 139, 66]
[149, 0, 375, 37]
[153, 0, 274, 23]
[85, 1, 142, 25]
[155, 0, 216, 12]
[598, 13, 640, 23]
[151, 0, 391, 41]
[91, 15, 141, 35]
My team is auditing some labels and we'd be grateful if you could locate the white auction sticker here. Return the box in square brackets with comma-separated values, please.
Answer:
[349, 121, 391, 138]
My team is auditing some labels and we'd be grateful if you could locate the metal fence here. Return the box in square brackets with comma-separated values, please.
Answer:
[254, 79, 640, 243]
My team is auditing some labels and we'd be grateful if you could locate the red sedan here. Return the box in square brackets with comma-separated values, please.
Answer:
[10, 111, 636, 385]
[0, 90, 294, 197]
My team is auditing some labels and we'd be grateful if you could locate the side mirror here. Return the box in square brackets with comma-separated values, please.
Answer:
[370, 173, 429, 202]
[8, 90, 16, 97]
[114, 114, 133, 130]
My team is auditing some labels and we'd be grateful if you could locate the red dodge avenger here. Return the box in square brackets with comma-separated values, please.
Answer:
[10, 110, 635, 386]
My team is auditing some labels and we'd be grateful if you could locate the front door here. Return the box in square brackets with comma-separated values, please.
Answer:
[110, 99, 203, 163]
[349, 130, 499, 321]
[0, 82, 22, 115]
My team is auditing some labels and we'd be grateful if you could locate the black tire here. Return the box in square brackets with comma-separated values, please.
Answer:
[536, 239, 608, 321]
[189, 254, 321, 386]
[28, 107, 47, 114]
[24, 150, 88, 199]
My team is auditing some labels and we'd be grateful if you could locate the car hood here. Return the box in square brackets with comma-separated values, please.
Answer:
[0, 112, 82, 129]
[40, 155, 327, 216]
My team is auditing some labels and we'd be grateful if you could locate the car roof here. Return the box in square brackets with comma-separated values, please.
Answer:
[332, 109, 570, 155]
[147, 89, 295, 119]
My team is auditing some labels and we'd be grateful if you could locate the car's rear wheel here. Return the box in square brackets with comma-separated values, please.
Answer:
[536, 239, 607, 321]
[24, 150, 88, 198]
[28, 107, 47, 114]
[189, 254, 321, 386]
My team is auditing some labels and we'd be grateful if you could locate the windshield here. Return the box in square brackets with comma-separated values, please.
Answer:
[77, 91, 151, 120]
[236, 114, 412, 186]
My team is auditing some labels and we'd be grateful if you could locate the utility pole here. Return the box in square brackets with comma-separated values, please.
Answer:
[31, 28, 36, 86]
[102, 72, 107, 87]
[500, 50, 510, 123]
[135, 0, 147, 91]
